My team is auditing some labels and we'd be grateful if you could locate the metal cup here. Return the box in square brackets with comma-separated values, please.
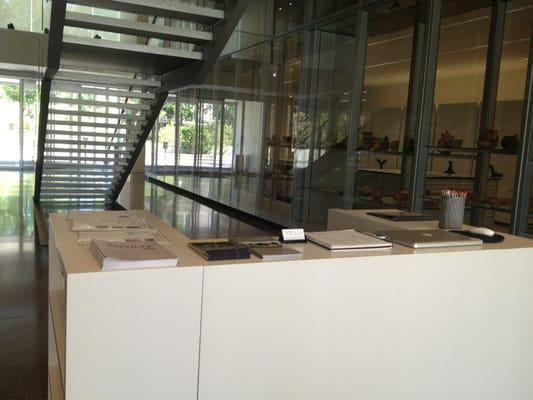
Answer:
[439, 196, 465, 230]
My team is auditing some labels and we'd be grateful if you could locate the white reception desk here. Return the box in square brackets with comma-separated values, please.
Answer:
[49, 210, 533, 400]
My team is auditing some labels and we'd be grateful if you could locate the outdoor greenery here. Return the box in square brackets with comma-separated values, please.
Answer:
[1, 84, 38, 118]
[157, 101, 236, 155]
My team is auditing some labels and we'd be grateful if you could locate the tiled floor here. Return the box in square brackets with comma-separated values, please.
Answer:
[0, 171, 270, 399]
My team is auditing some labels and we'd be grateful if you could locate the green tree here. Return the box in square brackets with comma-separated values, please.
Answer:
[1, 84, 38, 118]
[162, 102, 175, 125]
[180, 103, 195, 122]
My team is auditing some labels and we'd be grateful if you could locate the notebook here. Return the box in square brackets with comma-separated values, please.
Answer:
[375, 229, 483, 249]
[305, 229, 392, 250]
[188, 239, 251, 261]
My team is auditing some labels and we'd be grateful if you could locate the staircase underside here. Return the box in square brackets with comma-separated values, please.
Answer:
[35, 0, 250, 208]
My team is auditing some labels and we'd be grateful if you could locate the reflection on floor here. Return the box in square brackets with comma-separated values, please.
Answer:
[0, 171, 270, 399]
[120, 173, 270, 239]
[151, 173, 295, 228]
[0, 171, 48, 400]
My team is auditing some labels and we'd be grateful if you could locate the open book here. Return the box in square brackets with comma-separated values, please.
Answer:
[90, 239, 179, 271]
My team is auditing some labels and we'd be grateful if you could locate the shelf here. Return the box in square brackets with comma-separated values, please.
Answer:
[50, 290, 66, 386]
[427, 146, 518, 156]
[266, 141, 292, 148]
[356, 149, 405, 156]
[427, 152, 478, 160]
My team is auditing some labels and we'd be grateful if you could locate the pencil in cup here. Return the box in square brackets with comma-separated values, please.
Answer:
[439, 189, 467, 230]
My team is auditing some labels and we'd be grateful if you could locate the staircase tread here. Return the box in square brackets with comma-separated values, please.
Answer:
[63, 34, 203, 60]
[64, 11, 213, 44]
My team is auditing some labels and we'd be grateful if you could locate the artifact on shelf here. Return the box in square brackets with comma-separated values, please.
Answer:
[500, 134, 519, 153]
[489, 164, 503, 179]
[389, 140, 400, 151]
[356, 185, 373, 197]
[369, 136, 390, 151]
[370, 188, 384, 202]
[358, 131, 374, 150]
[478, 128, 499, 149]
[437, 130, 463, 154]
[392, 188, 409, 207]
[376, 159, 387, 169]
[381, 136, 390, 150]
[444, 161, 456, 175]
[437, 130, 454, 147]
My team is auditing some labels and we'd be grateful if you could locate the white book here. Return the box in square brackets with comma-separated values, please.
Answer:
[90, 239, 179, 271]
[305, 229, 392, 250]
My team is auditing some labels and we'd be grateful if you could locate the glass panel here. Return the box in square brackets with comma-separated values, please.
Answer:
[492, 0, 532, 231]
[423, 2, 492, 223]
[352, 2, 416, 211]
[145, 131, 154, 173]
[23, 80, 39, 168]
[144, 1, 533, 235]
[0, 0, 45, 32]
[156, 98, 177, 177]
[222, 101, 237, 170]
[0, 78, 21, 168]
[176, 98, 197, 187]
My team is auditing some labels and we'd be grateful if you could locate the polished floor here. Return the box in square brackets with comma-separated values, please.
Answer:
[121, 172, 269, 239]
[0, 172, 48, 400]
[0, 171, 269, 399]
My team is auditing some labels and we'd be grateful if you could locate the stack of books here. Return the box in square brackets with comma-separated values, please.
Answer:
[70, 211, 175, 271]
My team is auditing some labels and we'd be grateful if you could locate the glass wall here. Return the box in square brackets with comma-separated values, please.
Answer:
[418, 0, 533, 232]
[0, 78, 21, 168]
[146, 0, 533, 234]
[492, 0, 532, 231]
[350, 1, 416, 211]
[0, 77, 40, 169]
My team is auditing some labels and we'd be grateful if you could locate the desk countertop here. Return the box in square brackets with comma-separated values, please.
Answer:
[51, 210, 533, 275]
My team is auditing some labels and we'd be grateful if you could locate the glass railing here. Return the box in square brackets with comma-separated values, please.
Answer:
[0, 0, 50, 33]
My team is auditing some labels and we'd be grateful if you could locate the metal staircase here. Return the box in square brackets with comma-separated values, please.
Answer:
[34, 0, 250, 208]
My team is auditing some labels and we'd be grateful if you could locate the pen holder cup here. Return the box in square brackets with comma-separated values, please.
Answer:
[439, 196, 465, 230]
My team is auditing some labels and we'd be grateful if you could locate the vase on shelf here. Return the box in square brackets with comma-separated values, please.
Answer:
[444, 161, 456, 175]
